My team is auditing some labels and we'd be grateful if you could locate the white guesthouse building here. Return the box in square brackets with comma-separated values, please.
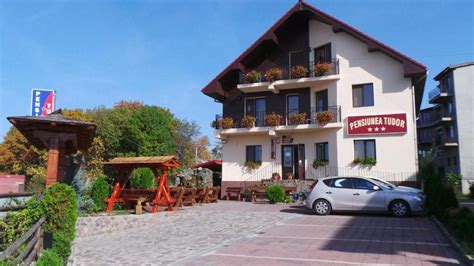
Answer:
[201, 1, 427, 191]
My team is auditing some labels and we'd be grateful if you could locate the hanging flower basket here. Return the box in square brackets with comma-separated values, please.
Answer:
[244, 70, 262, 83]
[288, 113, 307, 125]
[316, 111, 334, 126]
[264, 67, 285, 82]
[264, 113, 282, 126]
[314, 62, 331, 76]
[291, 65, 309, 79]
[240, 116, 256, 128]
[221, 117, 234, 129]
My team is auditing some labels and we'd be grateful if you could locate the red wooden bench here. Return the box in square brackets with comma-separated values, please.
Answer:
[180, 188, 197, 207]
[225, 187, 242, 201]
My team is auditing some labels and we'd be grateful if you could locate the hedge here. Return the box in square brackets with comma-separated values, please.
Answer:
[91, 176, 110, 211]
[130, 168, 155, 189]
[36, 250, 63, 266]
[266, 184, 286, 204]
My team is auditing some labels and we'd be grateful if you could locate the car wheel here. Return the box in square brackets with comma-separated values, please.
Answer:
[313, 199, 331, 215]
[390, 200, 410, 217]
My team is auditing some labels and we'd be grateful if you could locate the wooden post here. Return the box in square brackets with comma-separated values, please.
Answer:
[105, 169, 129, 213]
[45, 136, 59, 187]
[151, 168, 174, 213]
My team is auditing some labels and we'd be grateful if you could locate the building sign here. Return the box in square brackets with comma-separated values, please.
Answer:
[282, 135, 293, 144]
[31, 89, 56, 117]
[271, 138, 277, 159]
[347, 113, 407, 135]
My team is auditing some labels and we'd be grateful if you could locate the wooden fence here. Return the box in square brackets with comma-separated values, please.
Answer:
[0, 217, 45, 264]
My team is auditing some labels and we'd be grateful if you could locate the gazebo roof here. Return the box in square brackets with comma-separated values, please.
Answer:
[104, 156, 181, 169]
[7, 109, 96, 153]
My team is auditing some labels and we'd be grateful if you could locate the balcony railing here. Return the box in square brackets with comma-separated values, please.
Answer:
[214, 105, 341, 130]
[239, 59, 339, 84]
[435, 134, 457, 146]
[417, 108, 454, 127]
[428, 85, 452, 101]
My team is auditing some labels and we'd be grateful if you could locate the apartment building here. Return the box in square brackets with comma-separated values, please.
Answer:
[418, 62, 473, 194]
[201, 1, 427, 191]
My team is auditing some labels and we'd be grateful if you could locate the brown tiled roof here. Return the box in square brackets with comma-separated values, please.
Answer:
[104, 156, 178, 165]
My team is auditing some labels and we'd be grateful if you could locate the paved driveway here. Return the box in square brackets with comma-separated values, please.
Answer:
[72, 202, 462, 265]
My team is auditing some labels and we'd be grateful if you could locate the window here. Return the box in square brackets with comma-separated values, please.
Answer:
[352, 83, 374, 107]
[323, 178, 353, 189]
[245, 98, 266, 126]
[453, 156, 457, 166]
[448, 126, 455, 139]
[447, 157, 451, 167]
[354, 140, 376, 160]
[287, 95, 299, 116]
[246, 145, 262, 164]
[314, 43, 332, 63]
[352, 178, 375, 190]
[316, 142, 329, 161]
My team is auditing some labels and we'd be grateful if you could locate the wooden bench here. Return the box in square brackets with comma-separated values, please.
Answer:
[206, 187, 221, 203]
[225, 187, 242, 201]
[180, 188, 197, 207]
[195, 187, 210, 203]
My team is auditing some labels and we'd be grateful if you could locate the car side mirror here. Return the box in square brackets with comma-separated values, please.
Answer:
[372, 185, 380, 191]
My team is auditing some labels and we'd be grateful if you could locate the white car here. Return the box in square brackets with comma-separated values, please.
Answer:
[305, 176, 425, 217]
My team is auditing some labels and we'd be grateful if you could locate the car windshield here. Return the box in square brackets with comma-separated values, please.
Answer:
[370, 178, 393, 190]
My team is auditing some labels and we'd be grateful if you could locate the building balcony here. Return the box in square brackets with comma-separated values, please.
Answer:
[435, 135, 458, 148]
[417, 108, 455, 128]
[428, 85, 453, 104]
[214, 106, 342, 137]
[237, 59, 340, 94]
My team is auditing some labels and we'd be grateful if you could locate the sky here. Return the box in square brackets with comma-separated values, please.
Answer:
[1, 0, 473, 142]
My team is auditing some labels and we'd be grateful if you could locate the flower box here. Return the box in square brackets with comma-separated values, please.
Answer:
[240, 116, 256, 128]
[264, 67, 285, 82]
[291, 65, 309, 79]
[314, 62, 331, 76]
[264, 113, 282, 126]
[316, 111, 335, 126]
[244, 70, 262, 83]
[288, 113, 307, 125]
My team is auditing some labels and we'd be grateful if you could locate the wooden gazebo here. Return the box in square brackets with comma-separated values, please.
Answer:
[7, 110, 96, 187]
[103, 156, 181, 213]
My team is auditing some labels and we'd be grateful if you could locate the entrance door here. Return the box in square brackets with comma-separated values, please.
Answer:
[281, 144, 305, 179]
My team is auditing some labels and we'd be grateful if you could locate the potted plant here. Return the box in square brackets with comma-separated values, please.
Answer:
[286, 172, 294, 180]
[240, 115, 256, 128]
[221, 117, 234, 129]
[245, 161, 261, 170]
[314, 62, 331, 76]
[362, 157, 377, 166]
[244, 70, 262, 83]
[312, 159, 329, 169]
[288, 112, 307, 125]
[210, 120, 219, 129]
[264, 67, 285, 82]
[316, 111, 334, 126]
[265, 112, 282, 126]
[291, 65, 309, 79]
[271, 172, 281, 181]
[353, 157, 363, 164]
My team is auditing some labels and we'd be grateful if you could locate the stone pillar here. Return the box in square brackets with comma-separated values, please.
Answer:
[45, 136, 59, 187]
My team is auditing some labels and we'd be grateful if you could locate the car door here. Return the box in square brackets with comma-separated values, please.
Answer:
[350, 178, 385, 211]
[323, 178, 354, 210]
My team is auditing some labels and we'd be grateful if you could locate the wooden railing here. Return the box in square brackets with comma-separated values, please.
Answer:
[0, 217, 45, 264]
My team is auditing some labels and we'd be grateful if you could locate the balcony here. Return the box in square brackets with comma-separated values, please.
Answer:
[435, 134, 458, 148]
[214, 106, 342, 137]
[237, 60, 340, 94]
[417, 108, 455, 128]
[428, 85, 453, 104]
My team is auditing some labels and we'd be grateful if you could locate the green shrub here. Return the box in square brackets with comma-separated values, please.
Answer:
[40, 183, 77, 262]
[51, 231, 74, 260]
[36, 250, 63, 266]
[265, 184, 286, 204]
[40, 183, 77, 237]
[424, 174, 458, 219]
[91, 176, 110, 211]
[130, 168, 155, 189]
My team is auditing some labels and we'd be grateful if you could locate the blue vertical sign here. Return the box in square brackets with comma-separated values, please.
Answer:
[30, 89, 56, 117]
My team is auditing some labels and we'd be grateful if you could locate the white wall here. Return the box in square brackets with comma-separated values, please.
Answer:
[309, 19, 417, 173]
[452, 66, 474, 193]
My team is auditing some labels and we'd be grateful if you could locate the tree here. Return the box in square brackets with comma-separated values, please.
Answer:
[195, 136, 211, 163]
[211, 142, 223, 160]
[174, 120, 201, 167]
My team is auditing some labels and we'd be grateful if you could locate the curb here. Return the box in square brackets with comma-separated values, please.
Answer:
[430, 215, 474, 266]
